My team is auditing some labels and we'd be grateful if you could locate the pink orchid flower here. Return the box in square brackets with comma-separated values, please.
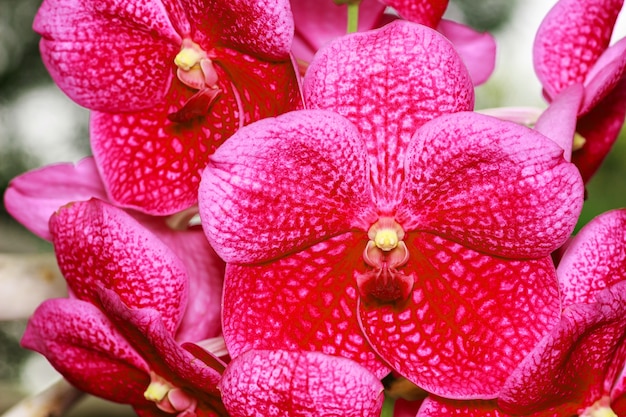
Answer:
[291, 0, 495, 85]
[198, 21, 584, 399]
[414, 209, 626, 417]
[533, 0, 626, 183]
[4, 158, 224, 341]
[22, 199, 229, 416]
[33, 0, 302, 215]
[220, 349, 384, 416]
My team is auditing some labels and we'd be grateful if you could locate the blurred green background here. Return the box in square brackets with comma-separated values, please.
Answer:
[0, 0, 624, 415]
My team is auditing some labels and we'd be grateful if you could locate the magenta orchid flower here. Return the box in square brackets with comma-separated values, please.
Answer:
[220, 349, 384, 416]
[4, 158, 224, 340]
[33, 0, 302, 215]
[533, 0, 626, 183]
[414, 209, 626, 417]
[291, 0, 495, 85]
[22, 199, 229, 416]
[198, 21, 584, 399]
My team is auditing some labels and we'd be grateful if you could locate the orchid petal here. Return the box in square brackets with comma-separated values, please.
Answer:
[22, 298, 149, 405]
[558, 209, 626, 307]
[382, 0, 448, 27]
[574, 74, 626, 183]
[33, 0, 182, 111]
[359, 232, 561, 398]
[98, 288, 224, 397]
[147, 223, 224, 342]
[291, 0, 387, 65]
[534, 83, 584, 161]
[3, 157, 107, 240]
[222, 233, 390, 379]
[437, 20, 496, 86]
[183, 0, 294, 60]
[91, 56, 301, 215]
[49, 199, 188, 334]
[580, 37, 626, 114]
[499, 282, 626, 414]
[219, 349, 384, 417]
[199, 110, 376, 264]
[304, 20, 474, 208]
[533, 0, 624, 99]
[398, 112, 583, 259]
[416, 397, 504, 417]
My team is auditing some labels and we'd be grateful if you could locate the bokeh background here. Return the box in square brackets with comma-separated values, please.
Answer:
[1, 0, 625, 414]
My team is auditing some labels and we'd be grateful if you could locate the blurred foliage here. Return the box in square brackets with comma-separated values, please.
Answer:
[451, 0, 518, 32]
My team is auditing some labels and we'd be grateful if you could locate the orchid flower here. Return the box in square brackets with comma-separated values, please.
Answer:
[533, 0, 626, 183]
[414, 209, 626, 417]
[220, 349, 384, 416]
[4, 158, 224, 341]
[22, 199, 228, 416]
[198, 21, 584, 399]
[291, 0, 495, 85]
[33, 0, 302, 215]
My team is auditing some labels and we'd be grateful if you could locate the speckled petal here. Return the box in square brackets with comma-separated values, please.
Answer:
[558, 209, 626, 307]
[416, 397, 504, 417]
[219, 349, 384, 417]
[33, 0, 182, 111]
[359, 232, 561, 399]
[199, 110, 376, 264]
[580, 37, 626, 114]
[498, 282, 626, 414]
[222, 233, 390, 379]
[398, 112, 583, 259]
[382, 0, 448, 27]
[3, 157, 107, 240]
[304, 20, 474, 209]
[49, 199, 187, 334]
[533, 0, 624, 100]
[574, 74, 626, 183]
[91, 56, 300, 215]
[98, 288, 225, 397]
[21, 298, 150, 405]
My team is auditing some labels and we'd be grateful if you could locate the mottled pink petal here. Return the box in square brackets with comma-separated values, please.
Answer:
[33, 0, 181, 111]
[437, 20, 496, 86]
[383, 0, 448, 27]
[49, 199, 187, 334]
[499, 282, 626, 414]
[22, 298, 150, 405]
[291, 0, 387, 65]
[98, 288, 224, 397]
[580, 37, 626, 114]
[222, 233, 390, 378]
[416, 397, 503, 417]
[91, 56, 301, 215]
[199, 110, 377, 263]
[304, 20, 474, 208]
[147, 223, 224, 342]
[558, 209, 626, 307]
[3, 157, 107, 240]
[398, 112, 583, 259]
[533, 0, 624, 100]
[359, 233, 561, 398]
[574, 74, 626, 182]
[534, 83, 584, 161]
[220, 349, 384, 417]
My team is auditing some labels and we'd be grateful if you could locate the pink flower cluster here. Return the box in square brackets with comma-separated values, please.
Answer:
[3, 0, 626, 416]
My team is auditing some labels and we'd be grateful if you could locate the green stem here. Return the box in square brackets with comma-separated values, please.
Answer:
[380, 394, 395, 417]
[346, 2, 359, 33]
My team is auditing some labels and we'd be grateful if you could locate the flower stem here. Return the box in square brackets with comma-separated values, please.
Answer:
[380, 394, 395, 417]
[0, 378, 84, 417]
[346, 2, 359, 33]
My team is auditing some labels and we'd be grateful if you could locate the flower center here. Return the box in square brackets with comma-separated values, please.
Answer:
[356, 218, 414, 304]
[144, 372, 198, 416]
[169, 39, 221, 123]
[580, 397, 617, 417]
